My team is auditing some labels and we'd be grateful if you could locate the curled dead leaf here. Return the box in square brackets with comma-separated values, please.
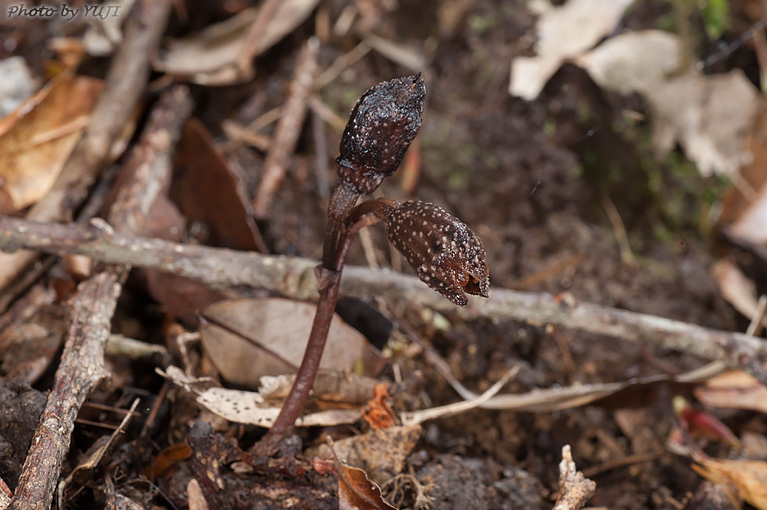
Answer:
[336, 458, 398, 510]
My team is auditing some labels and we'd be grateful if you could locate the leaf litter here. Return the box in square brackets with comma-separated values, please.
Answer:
[3, 1, 767, 509]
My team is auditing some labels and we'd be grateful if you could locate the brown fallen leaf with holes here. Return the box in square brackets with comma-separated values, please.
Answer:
[336, 458, 397, 510]
[0, 74, 102, 214]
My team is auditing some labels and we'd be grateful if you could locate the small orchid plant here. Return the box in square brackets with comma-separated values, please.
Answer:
[256, 74, 490, 453]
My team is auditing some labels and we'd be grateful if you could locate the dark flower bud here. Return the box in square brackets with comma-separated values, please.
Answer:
[385, 201, 489, 307]
[337, 74, 426, 195]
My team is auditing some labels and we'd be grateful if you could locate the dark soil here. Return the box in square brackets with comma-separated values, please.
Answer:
[0, 0, 762, 509]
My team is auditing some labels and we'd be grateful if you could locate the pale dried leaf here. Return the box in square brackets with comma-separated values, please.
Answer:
[576, 30, 682, 95]
[509, 0, 634, 99]
[200, 298, 384, 388]
[695, 370, 767, 413]
[159, 366, 363, 428]
[647, 70, 759, 176]
[712, 260, 767, 327]
[153, 0, 319, 85]
[575, 28, 759, 176]
[0, 57, 37, 119]
[259, 371, 379, 405]
[187, 479, 209, 510]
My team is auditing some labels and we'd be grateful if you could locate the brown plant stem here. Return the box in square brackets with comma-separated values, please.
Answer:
[254, 202, 387, 454]
[253, 267, 341, 455]
[322, 182, 359, 268]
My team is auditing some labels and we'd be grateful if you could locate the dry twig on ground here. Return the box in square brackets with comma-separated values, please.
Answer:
[8, 85, 192, 510]
[0, 219, 766, 382]
[253, 38, 319, 218]
[553, 446, 596, 510]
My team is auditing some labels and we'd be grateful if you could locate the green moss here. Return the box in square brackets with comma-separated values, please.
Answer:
[421, 135, 496, 192]
[468, 13, 502, 33]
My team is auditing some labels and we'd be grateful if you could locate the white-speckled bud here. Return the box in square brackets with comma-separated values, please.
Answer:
[385, 201, 489, 307]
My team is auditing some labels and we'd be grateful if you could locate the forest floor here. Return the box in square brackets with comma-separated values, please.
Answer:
[1, 0, 766, 509]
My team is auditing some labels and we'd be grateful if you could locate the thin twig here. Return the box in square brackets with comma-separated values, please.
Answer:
[236, 0, 281, 74]
[600, 194, 637, 267]
[1, 218, 767, 379]
[253, 38, 319, 218]
[746, 295, 767, 337]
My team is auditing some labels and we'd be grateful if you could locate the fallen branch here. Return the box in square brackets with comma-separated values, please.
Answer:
[553, 446, 596, 510]
[0, 217, 765, 381]
[253, 37, 319, 218]
[9, 273, 119, 510]
[8, 85, 192, 510]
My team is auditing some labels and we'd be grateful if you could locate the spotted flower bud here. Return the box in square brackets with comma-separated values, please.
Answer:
[337, 74, 426, 195]
[385, 201, 489, 307]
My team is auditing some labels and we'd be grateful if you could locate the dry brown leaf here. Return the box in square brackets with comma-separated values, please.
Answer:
[153, 0, 320, 85]
[712, 260, 767, 328]
[200, 298, 385, 387]
[171, 119, 264, 252]
[509, 0, 634, 100]
[694, 370, 767, 413]
[0, 75, 102, 214]
[141, 194, 227, 325]
[337, 460, 398, 510]
[693, 456, 767, 509]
